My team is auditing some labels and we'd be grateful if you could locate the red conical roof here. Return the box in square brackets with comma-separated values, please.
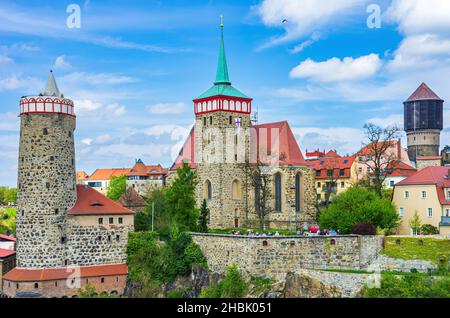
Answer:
[406, 83, 443, 101]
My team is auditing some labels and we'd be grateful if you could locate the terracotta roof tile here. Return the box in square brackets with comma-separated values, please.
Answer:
[118, 187, 147, 207]
[0, 248, 16, 258]
[309, 155, 356, 179]
[67, 185, 134, 215]
[406, 83, 443, 102]
[172, 127, 196, 170]
[0, 234, 16, 242]
[396, 166, 449, 186]
[87, 168, 130, 181]
[3, 264, 127, 282]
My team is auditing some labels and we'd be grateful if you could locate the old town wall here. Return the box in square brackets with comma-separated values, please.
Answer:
[192, 234, 383, 278]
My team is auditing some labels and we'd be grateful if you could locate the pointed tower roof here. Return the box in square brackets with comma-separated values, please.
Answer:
[215, 20, 231, 85]
[42, 70, 62, 97]
[196, 19, 249, 100]
[406, 83, 443, 102]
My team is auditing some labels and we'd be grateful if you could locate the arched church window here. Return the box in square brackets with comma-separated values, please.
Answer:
[224, 100, 229, 110]
[213, 100, 217, 110]
[232, 179, 241, 200]
[236, 101, 241, 112]
[242, 102, 247, 112]
[205, 180, 212, 200]
[207, 101, 212, 111]
[230, 100, 235, 111]
[274, 173, 282, 212]
[295, 173, 301, 213]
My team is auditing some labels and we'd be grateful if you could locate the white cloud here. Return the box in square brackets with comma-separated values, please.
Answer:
[289, 33, 321, 54]
[386, 0, 450, 36]
[0, 54, 13, 64]
[54, 55, 71, 70]
[290, 54, 382, 82]
[81, 138, 93, 146]
[74, 99, 127, 117]
[292, 126, 365, 156]
[367, 114, 404, 129]
[0, 74, 43, 92]
[63, 72, 136, 85]
[0, 113, 19, 131]
[388, 34, 450, 71]
[147, 102, 186, 114]
[254, 0, 367, 49]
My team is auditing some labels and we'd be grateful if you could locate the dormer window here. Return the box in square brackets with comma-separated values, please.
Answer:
[91, 201, 104, 207]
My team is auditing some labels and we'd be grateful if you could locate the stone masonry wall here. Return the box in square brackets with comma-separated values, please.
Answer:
[192, 234, 383, 278]
[66, 218, 132, 266]
[16, 113, 77, 269]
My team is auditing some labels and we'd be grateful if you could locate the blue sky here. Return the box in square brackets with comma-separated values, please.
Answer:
[1, 0, 450, 186]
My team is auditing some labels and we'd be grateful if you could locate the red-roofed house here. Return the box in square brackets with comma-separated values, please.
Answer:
[0, 234, 16, 293]
[392, 166, 450, 235]
[307, 153, 357, 204]
[355, 139, 412, 182]
[171, 25, 316, 230]
[83, 160, 168, 196]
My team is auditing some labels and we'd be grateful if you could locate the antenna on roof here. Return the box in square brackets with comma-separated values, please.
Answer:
[251, 104, 259, 125]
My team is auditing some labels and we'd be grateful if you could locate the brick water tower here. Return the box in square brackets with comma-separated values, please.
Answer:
[16, 71, 77, 269]
[404, 83, 444, 163]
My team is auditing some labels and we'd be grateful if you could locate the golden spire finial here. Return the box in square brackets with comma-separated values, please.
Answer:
[220, 15, 224, 28]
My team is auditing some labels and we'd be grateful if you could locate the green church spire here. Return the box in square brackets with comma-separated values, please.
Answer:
[214, 16, 231, 85]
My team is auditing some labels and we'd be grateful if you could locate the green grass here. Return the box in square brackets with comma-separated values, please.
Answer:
[208, 228, 297, 236]
[382, 237, 450, 265]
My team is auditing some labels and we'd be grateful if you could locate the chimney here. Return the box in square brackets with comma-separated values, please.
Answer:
[448, 169, 450, 179]
[397, 138, 402, 160]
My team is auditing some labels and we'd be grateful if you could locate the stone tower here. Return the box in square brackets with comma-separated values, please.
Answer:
[16, 71, 77, 269]
[193, 22, 253, 228]
[404, 83, 444, 163]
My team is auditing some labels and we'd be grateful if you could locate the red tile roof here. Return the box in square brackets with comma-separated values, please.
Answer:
[406, 83, 443, 102]
[172, 127, 196, 170]
[87, 168, 130, 181]
[0, 248, 16, 258]
[309, 155, 356, 179]
[396, 166, 450, 186]
[252, 121, 308, 166]
[67, 185, 134, 215]
[118, 187, 147, 207]
[3, 264, 127, 282]
[76, 171, 89, 183]
[387, 161, 417, 177]
[416, 156, 442, 160]
[171, 122, 308, 169]
[0, 234, 16, 242]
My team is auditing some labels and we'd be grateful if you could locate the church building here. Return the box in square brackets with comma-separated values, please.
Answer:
[172, 23, 316, 230]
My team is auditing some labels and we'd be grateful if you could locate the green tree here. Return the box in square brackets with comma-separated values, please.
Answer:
[319, 187, 400, 234]
[200, 263, 248, 298]
[0, 187, 17, 205]
[0, 208, 16, 236]
[165, 162, 199, 232]
[364, 271, 450, 298]
[197, 199, 209, 233]
[106, 175, 127, 201]
[409, 210, 422, 236]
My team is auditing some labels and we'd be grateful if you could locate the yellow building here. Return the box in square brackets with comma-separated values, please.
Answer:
[392, 166, 450, 235]
[306, 151, 357, 204]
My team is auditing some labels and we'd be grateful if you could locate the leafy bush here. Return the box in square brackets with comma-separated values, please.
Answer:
[0, 208, 16, 236]
[200, 264, 248, 298]
[319, 187, 400, 234]
[351, 222, 376, 235]
[184, 242, 208, 269]
[421, 224, 439, 235]
[127, 231, 208, 289]
[106, 175, 127, 201]
[364, 271, 450, 298]
[77, 284, 124, 298]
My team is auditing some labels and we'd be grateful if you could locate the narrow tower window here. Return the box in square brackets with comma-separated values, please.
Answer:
[295, 174, 301, 213]
[274, 173, 282, 213]
[43, 128, 48, 135]
[210, 116, 212, 125]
